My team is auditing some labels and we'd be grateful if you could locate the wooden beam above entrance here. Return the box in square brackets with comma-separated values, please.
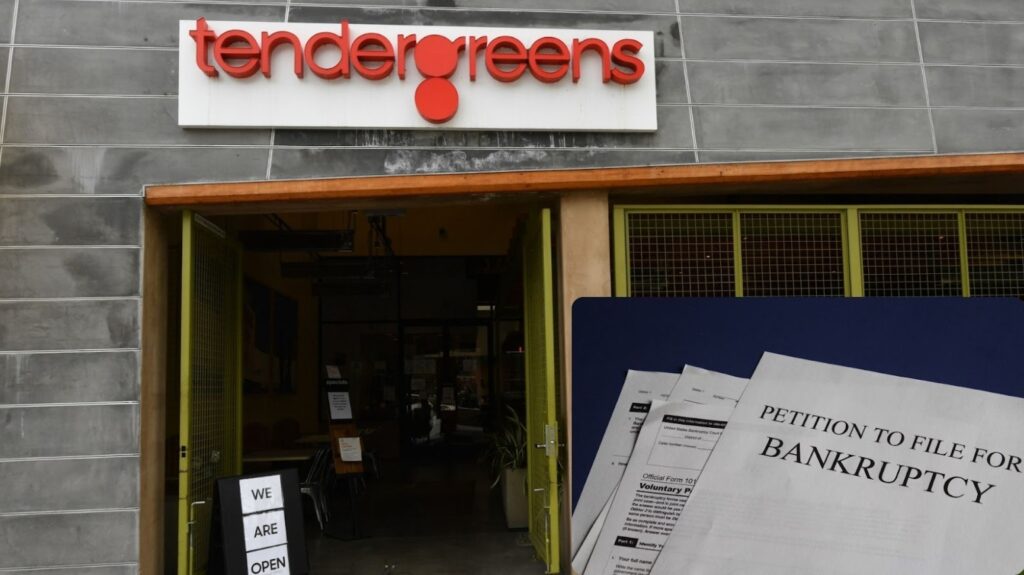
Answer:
[145, 152, 1024, 210]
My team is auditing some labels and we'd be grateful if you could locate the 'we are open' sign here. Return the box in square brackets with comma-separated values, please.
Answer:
[211, 470, 309, 575]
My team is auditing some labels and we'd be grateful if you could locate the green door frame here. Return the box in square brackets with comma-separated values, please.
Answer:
[523, 208, 561, 573]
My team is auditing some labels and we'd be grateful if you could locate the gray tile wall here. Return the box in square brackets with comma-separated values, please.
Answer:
[2, 0, 1023, 572]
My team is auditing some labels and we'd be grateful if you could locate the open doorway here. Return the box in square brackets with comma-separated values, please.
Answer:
[159, 203, 553, 575]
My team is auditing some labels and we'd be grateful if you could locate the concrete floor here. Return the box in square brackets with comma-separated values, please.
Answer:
[307, 530, 543, 574]
[164, 441, 546, 574]
[304, 444, 547, 575]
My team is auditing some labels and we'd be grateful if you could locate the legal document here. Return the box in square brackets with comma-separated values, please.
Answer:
[584, 400, 733, 575]
[651, 353, 1024, 575]
[572, 367, 747, 574]
[571, 370, 681, 561]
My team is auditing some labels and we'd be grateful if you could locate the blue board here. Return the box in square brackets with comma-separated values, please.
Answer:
[570, 297, 1024, 507]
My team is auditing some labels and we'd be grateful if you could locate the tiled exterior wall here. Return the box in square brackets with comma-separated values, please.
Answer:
[2, 0, 1024, 572]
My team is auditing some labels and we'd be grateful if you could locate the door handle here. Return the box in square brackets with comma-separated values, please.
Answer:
[187, 500, 207, 573]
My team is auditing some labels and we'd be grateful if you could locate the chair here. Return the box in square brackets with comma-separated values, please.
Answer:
[299, 446, 334, 531]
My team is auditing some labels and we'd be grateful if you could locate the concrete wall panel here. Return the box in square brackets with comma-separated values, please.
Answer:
[0, 147, 270, 195]
[4, 97, 270, 146]
[678, 0, 911, 18]
[290, 0, 676, 11]
[915, 0, 1024, 21]
[688, 62, 926, 106]
[0, 197, 139, 246]
[0, 457, 139, 512]
[0, 511, 138, 569]
[16, 0, 284, 47]
[655, 60, 688, 104]
[0, 249, 139, 298]
[274, 106, 692, 149]
[927, 66, 1024, 107]
[919, 22, 1024, 66]
[681, 17, 919, 62]
[0, 404, 139, 458]
[0, 300, 139, 351]
[693, 106, 933, 151]
[1, 567, 136, 575]
[699, 150, 924, 163]
[0, 351, 138, 404]
[270, 147, 697, 179]
[933, 109, 1024, 153]
[11, 48, 178, 96]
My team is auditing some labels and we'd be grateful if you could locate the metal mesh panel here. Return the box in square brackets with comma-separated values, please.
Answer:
[966, 213, 1024, 297]
[740, 212, 846, 296]
[627, 212, 735, 297]
[860, 213, 962, 297]
[186, 219, 240, 575]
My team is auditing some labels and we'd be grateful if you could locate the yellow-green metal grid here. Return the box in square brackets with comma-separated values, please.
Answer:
[965, 212, 1024, 296]
[178, 212, 242, 575]
[625, 212, 735, 297]
[740, 212, 846, 297]
[859, 212, 962, 297]
[614, 205, 1024, 300]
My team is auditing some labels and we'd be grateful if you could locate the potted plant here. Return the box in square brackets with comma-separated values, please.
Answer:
[485, 405, 529, 529]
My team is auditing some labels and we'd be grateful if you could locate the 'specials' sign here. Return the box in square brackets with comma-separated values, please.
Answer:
[178, 20, 657, 131]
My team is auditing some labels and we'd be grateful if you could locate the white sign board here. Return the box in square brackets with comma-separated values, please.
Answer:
[243, 509, 289, 551]
[652, 353, 1024, 574]
[238, 474, 291, 575]
[178, 20, 656, 131]
[239, 475, 284, 515]
[245, 544, 291, 575]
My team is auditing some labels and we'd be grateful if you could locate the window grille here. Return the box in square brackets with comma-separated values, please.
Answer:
[627, 212, 735, 297]
[966, 213, 1024, 297]
[740, 212, 845, 297]
[860, 213, 962, 297]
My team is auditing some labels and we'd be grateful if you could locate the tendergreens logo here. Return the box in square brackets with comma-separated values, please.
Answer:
[187, 18, 647, 124]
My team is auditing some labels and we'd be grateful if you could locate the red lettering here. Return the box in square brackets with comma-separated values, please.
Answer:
[396, 34, 416, 79]
[571, 38, 610, 83]
[415, 35, 461, 78]
[189, 18, 218, 77]
[351, 33, 395, 80]
[260, 31, 303, 78]
[485, 36, 527, 82]
[527, 37, 569, 83]
[304, 21, 351, 80]
[468, 36, 488, 81]
[610, 38, 644, 85]
[189, 20, 647, 99]
[214, 30, 260, 78]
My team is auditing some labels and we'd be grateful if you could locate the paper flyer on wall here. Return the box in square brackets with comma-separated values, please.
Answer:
[583, 400, 733, 575]
[572, 367, 747, 574]
[650, 352, 1024, 575]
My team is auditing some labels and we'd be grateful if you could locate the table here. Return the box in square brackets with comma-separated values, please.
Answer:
[295, 434, 331, 445]
[242, 448, 317, 464]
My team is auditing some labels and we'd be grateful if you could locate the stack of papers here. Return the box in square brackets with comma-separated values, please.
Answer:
[572, 353, 1024, 575]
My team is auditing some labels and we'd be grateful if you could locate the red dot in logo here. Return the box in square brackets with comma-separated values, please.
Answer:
[414, 35, 460, 78]
[415, 77, 459, 124]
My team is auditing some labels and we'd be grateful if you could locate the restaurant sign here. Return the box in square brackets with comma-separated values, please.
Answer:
[178, 20, 656, 131]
